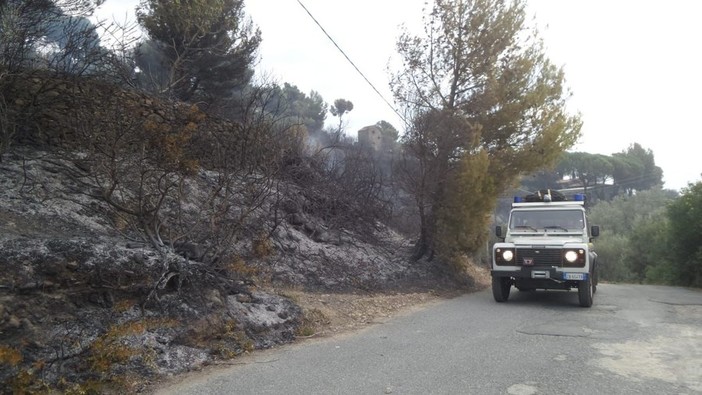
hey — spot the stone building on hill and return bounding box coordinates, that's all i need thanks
[357,125,383,151]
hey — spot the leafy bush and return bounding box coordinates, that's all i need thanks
[665,181,702,287]
[627,216,671,283]
[594,232,633,282]
[589,188,676,283]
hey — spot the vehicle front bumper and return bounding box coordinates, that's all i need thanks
[491,267,589,282]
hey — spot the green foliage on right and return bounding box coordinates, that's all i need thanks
[588,183,702,288]
[593,233,634,282]
[665,181,702,287]
[588,188,675,283]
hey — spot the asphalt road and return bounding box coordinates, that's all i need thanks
[156,284,702,395]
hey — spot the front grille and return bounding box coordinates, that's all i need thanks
[515,248,562,267]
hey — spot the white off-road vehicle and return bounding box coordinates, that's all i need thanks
[491,190,600,307]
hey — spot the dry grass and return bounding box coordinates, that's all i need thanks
[280,260,490,337]
[280,289,447,337]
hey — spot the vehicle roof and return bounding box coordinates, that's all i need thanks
[511,204,586,212]
[512,201,584,208]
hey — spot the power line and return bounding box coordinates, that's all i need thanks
[295,0,407,126]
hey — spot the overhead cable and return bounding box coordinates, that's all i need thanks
[295,0,407,125]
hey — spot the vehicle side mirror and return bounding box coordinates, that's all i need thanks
[590,225,600,238]
[495,226,502,238]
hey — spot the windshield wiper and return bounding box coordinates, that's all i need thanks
[544,226,569,231]
[514,225,538,231]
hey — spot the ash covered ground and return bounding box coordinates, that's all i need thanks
[0,148,487,393]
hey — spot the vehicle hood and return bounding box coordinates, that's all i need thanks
[506,235,587,246]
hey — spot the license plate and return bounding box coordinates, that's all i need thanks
[563,273,587,281]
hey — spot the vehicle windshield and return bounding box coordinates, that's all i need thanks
[509,209,584,231]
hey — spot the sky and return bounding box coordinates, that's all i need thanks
[95,0,701,191]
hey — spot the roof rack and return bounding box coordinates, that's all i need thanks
[512,189,586,206]
[512,201,585,208]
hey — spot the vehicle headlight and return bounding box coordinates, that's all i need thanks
[564,250,578,263]
[502,250,514,262]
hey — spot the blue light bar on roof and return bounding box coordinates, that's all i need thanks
[574,194,585,201]
[514,196,523,203]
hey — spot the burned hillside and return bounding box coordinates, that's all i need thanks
[0,69,470,392]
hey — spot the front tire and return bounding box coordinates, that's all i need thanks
[578,276,593,307]
[492,276,511,302]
